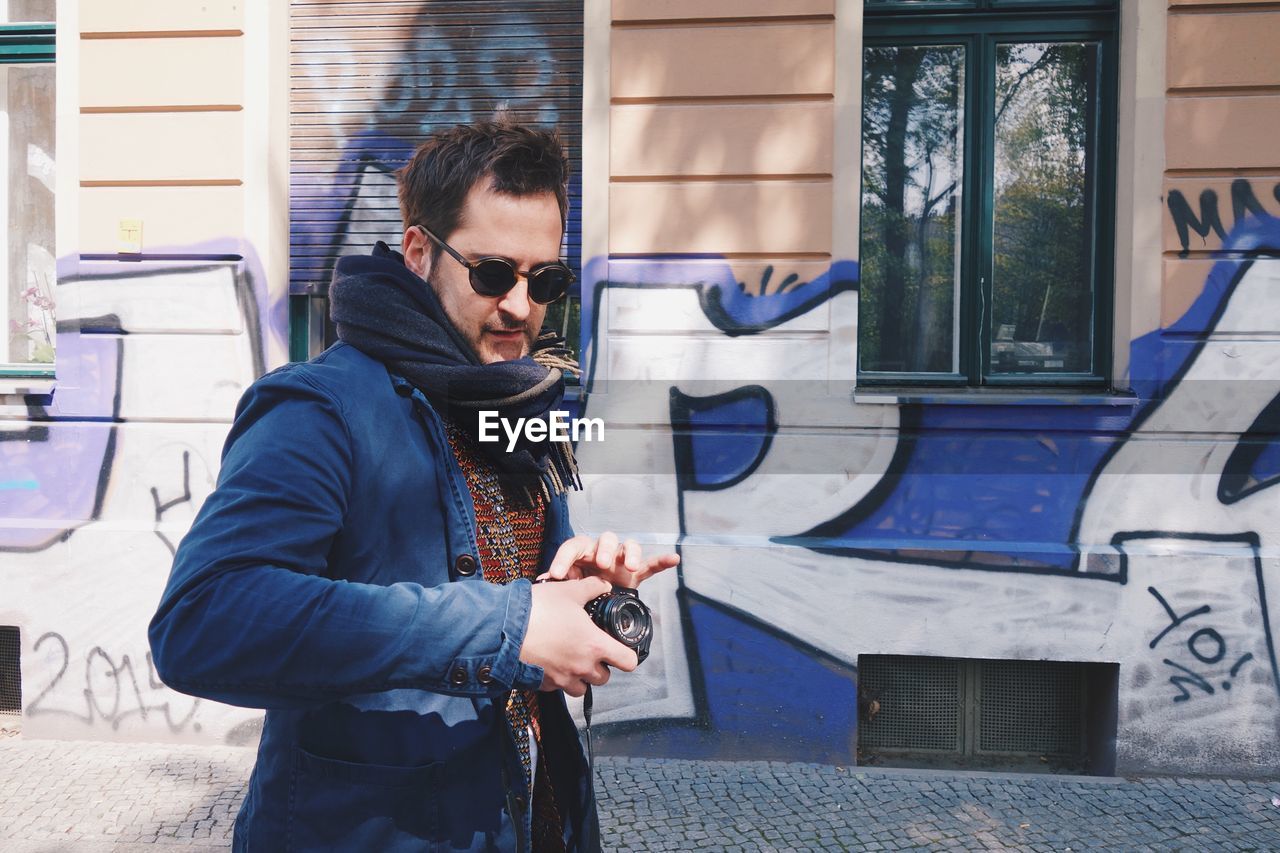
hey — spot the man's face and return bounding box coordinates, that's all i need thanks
[404,178,562,364]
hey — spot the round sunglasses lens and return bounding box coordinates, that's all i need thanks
[471,260,517,296]
[529,267,572,304]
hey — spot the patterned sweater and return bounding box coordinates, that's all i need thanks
[446,422,565,852]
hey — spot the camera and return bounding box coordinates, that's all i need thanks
[584,586,652,664]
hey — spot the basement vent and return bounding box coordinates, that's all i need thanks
[857,654,961,753]
[858,654,1117,775]
[0,626,19,715]
[979,658,1084,756]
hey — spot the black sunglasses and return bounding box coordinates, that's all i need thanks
[415,224,575,305]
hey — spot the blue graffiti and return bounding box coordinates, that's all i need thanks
[670,386,776,492]
[789,214,1280,570]
[576,216,1280,573]
[578,256,859,364]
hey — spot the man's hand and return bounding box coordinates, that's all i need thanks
[520,576,638,696]
[536,532,680,588]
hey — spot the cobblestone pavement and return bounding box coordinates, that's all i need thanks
[1,738,1278,851]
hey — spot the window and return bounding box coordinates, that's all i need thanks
[858,0,1117,387]
[0,3,55,377]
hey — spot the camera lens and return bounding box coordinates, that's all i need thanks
[610,599,647,644]
[586,587,653,664]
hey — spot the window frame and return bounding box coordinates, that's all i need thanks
[858,2,1118,389]
[0,20,56,379]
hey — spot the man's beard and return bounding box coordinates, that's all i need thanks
[474,318,536,362]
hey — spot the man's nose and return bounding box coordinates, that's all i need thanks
[497,276,533,322]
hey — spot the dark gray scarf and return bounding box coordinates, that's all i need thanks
[329,241,580,505]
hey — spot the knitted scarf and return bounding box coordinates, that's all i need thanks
[329,241,581,506]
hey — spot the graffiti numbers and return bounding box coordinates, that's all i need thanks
[26,631,200,733]
[1146,587,1254,703]
[26,631,70,719]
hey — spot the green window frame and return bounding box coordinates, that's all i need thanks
[1,20,56,379]
[858,0,1118,388]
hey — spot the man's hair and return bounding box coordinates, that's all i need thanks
[397,119,570,249]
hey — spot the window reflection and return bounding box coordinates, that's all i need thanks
[860,45,965,375]
[2,1,54,24]
[990,42,1098,375]
[3,63,55,366]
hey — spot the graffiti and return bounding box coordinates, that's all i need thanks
[2,0,1271,779]
[0,337,120,553]
[1147,586,1258,703]
[670,386,776,493]
[1219,391,1280,504]
[289,1,584,295]
[26,632,201,733]
[1,258,266,554]
[1167,178,1280,257]
[3,252,276,742]
[558,204,1280,775]
[237,23,1280,772]
[152,451,193,556]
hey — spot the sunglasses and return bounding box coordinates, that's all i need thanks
[415,224,575,305]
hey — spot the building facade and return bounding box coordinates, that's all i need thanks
[3,0,1278,778]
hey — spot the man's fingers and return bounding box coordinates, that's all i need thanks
[568,575,613,604]
[598,638,639,674]
[594,530,619,572]
[546,535,594,580]
[631,552,680,584]
[646,552,680,572]
[621,539,642,575]
[586,663,612,687]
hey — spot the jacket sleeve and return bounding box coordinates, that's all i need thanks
[539,485,576,572]
[148,367,543,709]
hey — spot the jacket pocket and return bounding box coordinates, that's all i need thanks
[287,746,442,852]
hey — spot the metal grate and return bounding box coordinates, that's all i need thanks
[288,0,585,297]
[0,626,20,715]
[978,659,1084,756]
[858,655,1096,770]
[858,655,961,752]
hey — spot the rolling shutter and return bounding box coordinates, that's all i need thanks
[289,0,584,342]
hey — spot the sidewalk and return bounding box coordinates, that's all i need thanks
[1,737,1277,851]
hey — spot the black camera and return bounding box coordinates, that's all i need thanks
[584,586,652,664]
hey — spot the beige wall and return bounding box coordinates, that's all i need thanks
[77,1,245,254]
[1163,0,1280,325]
[608,0,838,294]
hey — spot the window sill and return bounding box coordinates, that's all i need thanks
[0,376,55,396]
[852,387,1139,407]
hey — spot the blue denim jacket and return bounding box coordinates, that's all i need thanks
[149,342,599,852]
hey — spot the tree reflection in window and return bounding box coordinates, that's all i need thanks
[860,45,964,375]
[858,2,1116,386]
[991,42,1098,376]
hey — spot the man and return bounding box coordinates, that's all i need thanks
[149,120,676,852]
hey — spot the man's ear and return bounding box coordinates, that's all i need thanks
[401,225,432,279]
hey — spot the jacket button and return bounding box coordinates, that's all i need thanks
[477,665,493,685]
[513,795,527,812]
[449,666,467,687]
[394,383,413,398]
[454,554,477,576]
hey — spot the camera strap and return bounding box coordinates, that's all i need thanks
[583,684,595,782]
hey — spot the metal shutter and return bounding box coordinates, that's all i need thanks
[289,0,584,309]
